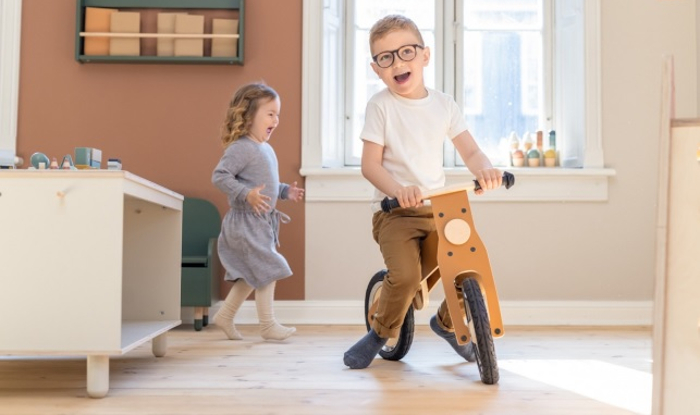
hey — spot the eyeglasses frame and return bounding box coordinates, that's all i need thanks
[371,44,425,68]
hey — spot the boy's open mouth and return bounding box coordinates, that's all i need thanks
[394,72,411,84]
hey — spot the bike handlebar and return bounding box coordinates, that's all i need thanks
[380,171,515,213]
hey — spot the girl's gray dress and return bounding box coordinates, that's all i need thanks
[212,137,292,289]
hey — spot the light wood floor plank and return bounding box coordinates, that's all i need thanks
[0,325,651,415]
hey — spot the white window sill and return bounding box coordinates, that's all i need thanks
[299,167,616,202]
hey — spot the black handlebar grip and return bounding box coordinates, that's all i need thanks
[503,171,515,189]
[380,197,401,213]
[474,171,515,192]
[381,172,515,213]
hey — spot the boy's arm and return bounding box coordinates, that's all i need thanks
[452,130,502,193]
[361,140,422,208]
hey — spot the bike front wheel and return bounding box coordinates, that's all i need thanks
[462,277,499,384]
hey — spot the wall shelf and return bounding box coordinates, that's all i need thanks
[75,0,244,65]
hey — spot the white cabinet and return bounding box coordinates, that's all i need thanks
[0,170,183,398]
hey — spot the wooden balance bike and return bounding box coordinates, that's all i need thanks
[364,172,515,384]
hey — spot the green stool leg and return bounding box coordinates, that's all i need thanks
[194,307,204,331]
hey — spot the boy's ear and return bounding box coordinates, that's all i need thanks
[422,46,431,67]
[370,61,381,77]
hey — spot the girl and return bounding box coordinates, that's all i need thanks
[212,82,304,341]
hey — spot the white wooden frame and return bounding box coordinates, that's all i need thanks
[651,54,675,415]
[0,0,22,155]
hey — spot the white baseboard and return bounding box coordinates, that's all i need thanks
[181,300,653,326]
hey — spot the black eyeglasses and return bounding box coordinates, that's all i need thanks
[372,44,424,68]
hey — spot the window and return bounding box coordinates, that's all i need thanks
[301,0,613,202]
[458,0,545,167]
[0,0,23,155]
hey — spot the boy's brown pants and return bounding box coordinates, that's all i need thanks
[371,206,459,339]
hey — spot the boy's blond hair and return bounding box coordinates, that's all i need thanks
[369,15,424,53]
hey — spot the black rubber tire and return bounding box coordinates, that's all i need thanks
[462,277,499,384]
[364,270,415,361]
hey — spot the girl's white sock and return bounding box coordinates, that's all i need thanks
[256,281,296,341]
[213,279,254,340]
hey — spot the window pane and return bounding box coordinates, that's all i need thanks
[464,0,542,30]
[322,3,343,167]
[349,0,436,165]
[462,1,544,167]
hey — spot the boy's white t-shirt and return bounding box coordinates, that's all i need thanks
[360,87,469,207]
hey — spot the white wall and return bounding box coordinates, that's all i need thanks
[304,1,697,319]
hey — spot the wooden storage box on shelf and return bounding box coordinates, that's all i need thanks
[174,14,204,57]
[211,18,238,57]
[157,13,186,57]
[84,6,117,55]
[109,11,141,56]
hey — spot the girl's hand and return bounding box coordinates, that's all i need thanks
[394,185,423,208]
[287,181,305,202]
[246,184,271,215]
[474,168,502,195]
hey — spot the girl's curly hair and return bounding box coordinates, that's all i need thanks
[221,82,278,147]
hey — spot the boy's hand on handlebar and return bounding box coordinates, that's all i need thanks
[474,168,502,195]
[393,185,423,208]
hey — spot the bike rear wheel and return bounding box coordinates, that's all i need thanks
[462,277,499,384]
[364,270,415,361]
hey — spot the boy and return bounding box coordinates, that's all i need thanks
[343,15,502,369]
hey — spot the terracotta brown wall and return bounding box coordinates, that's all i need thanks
[16,0,305,300]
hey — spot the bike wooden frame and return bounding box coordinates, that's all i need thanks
[367,182,505,345]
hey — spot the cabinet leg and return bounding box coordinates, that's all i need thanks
[152,332,168,357]
[203,307,209,327]
[86,355,109,399]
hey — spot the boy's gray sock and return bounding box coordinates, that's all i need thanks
[343,329,388,369]
[430,315,476,362]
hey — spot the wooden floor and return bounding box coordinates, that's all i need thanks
[0,324,651,415]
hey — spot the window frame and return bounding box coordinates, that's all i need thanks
[0,0,23,155]
[301,0,614,202]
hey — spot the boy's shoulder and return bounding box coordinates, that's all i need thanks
[368,87,393,103]
[425,88,456,104]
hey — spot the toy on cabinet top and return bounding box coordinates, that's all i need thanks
[107,158,122,170]
[61,155,78,170]
[74,147,102,169]
[29,152,50,169]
